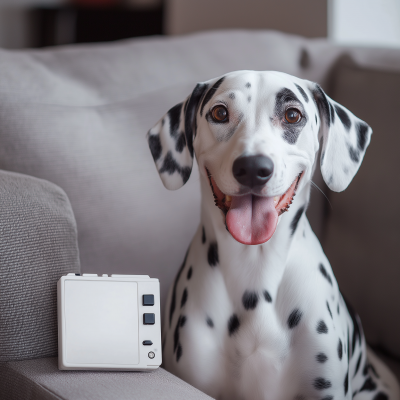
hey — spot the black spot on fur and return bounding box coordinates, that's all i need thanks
[370,363,379,378]
[329,102,335,124]
[319,263,333,285]
[169,249,189,327]
[181,288,188,308]
[357,122,369,150]
[334,104,351,131]
[343,296,362,357]
[347,327,350,363]
[326,301,332,319]
[374,393,389,400]
[206,316,214,328]
[290,206,305,236]
[314,378,332,390]
[312,85,331,128]
[245,82,251,88]
[275,88,307,145]
[168,102,183,136]
[360,377,377,392]
[202,226,206,244]
[248,96,251,102]
[337,304,340,314]
[316,353,328,363]
[148,134,162,162]
[363,362,380,378]
[185,83,209,156]
[317,320,328,334]
[242,291,259,310]
[263,290,272,303]
[228,314,240,336]
[181,166,191,184]
[175,132,186,153]
[208,242,219,267]
[354,353,362,377]
[176,344,182,362]
[229,92,235,99]
[288,309,303,329]
[180,315,187,327]
[315,114,318,124]
[200,77,225,116]
[187,266,192,280]
[349,146,360,163]
[159,151,191,184]
[338,339,343,360]
[344,371,349,395]
[295,83,309,102]
[321,397,333,400]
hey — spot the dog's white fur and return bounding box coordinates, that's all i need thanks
[147,71,400,400]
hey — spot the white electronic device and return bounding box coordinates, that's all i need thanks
[57,273,162,371]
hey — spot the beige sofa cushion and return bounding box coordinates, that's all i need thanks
[324,57,400,358]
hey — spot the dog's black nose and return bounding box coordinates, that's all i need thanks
[232,155,274,188]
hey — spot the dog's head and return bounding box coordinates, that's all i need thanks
[147,71,372,245]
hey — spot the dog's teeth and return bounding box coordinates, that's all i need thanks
[274,196,279,205]
[226,195,232,202]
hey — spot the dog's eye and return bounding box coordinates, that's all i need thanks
[211,106,229,123]
[285,108,302,124]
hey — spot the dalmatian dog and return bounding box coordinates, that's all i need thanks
[146,71,400,400]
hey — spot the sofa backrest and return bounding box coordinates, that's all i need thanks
[0,30,399,336]
[0,30,337,310]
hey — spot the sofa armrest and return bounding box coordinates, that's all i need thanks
[0,170,80,363]
[0,357,214,400]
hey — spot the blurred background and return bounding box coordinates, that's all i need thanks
[1,0,400,390]
[0,0,399,49]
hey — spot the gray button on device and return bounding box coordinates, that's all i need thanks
[143,294,154,306]
[148,352,155,359]
[143,313,155,325]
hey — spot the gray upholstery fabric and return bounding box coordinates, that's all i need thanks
[0,30,391,310]
[0,170,80,362]
[324,58,400,359]
[0,357,214,400]
[1,30,400,311]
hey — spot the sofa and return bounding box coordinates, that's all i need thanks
[0,30,400,399]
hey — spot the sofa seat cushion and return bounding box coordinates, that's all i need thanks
[0,357,214,400]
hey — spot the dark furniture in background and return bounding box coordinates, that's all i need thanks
[29,4,164,47]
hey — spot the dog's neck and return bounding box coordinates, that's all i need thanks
[200,176,311,302]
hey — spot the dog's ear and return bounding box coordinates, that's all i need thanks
[309,83,372,192]
[146,83,209,190]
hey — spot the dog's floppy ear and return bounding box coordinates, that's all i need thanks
[146,82,209,190]
[309,83,372,192]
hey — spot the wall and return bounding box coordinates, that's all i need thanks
[329,0,400,48]
[1,0,400,49]
[165,0,327,38]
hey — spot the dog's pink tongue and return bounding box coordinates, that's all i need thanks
[226,195,278,245]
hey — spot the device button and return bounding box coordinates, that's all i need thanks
[142,340,153,346]
[143,295,154,306]
[148,351,155,359]
[143,313,155,325]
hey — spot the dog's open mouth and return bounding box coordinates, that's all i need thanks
[206,169,303,245]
